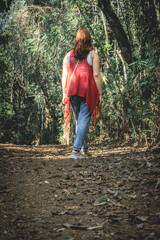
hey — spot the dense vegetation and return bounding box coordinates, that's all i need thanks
[0,0,159,146]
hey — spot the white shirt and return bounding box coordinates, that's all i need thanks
[68,51,92,66]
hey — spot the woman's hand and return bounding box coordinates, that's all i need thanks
[99,94,103,106]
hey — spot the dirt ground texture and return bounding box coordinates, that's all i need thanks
[0,142,160,240]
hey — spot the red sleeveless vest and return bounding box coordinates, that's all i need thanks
[64,50,100,130]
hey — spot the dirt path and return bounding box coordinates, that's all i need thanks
[0,143,160,240]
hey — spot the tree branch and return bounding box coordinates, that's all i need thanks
[98,0,132,64]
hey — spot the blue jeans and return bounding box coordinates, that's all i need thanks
[70,95,92,151]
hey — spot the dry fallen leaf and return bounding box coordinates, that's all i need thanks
[128,176,136,182]
[137,216,149,222]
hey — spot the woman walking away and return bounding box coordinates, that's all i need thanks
[62,28,102,159]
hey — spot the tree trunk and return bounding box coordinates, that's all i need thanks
[123,0,134,53]
[98,0,132,64]
[101,11,109,69]
[39,84,55,121]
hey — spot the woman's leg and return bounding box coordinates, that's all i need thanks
[71,97,91,151]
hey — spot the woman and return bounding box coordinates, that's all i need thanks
[62,28,102,159]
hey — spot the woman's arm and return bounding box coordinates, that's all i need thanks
[91,50,102,105]
[62,53,69,102]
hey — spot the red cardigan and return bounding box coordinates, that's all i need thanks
[63,50,100,130]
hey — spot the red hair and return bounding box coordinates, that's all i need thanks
[73,28,93,60]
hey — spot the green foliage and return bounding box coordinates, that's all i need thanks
[0,0,159,146]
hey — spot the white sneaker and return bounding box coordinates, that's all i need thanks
[70,150,87,159]
[81,151,92,158]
